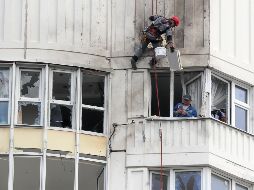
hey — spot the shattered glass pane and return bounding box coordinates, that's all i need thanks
[0,102,8,124]
[53,72,71,101]
[20,71,40,98]
[18,102,41,125]
[50,104,72,128]
[82,74,105,107]
[175,171,201,190]
[82,108,103,133]
[0,69,9,98]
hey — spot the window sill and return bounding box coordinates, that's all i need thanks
[79,130,106,137]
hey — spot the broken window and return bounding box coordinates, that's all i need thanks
[0,68,10,124]
[50,104,72,128]
[81,72,105,133]
[175,171,201,190]
[18,102,41,125]
[50,71,73,129]
[0,157,8,190]
[13,156,41,190]
[151,72,170,117]
[151,172,168,190]
[211,174,230,190]
[211,75,229,123]
[46,157,75,190]
[234,85,248,131]
[17,69,42,126]
[79,161,105,190]
[20,71,40,98]
[150,71,202,117]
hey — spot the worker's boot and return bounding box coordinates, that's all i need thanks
[131,56,138,70]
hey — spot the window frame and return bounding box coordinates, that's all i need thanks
[0,66,12,125]
[210,73,231,124]
[211,172,231,190]
[80,70,106,134]
[232,82,250,132]
[15,67,44,126]
[150,69,204,118]
[49,69,76,130]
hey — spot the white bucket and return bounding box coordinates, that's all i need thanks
[154,47,167,60]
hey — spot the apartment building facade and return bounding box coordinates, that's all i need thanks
[0,0,253,190]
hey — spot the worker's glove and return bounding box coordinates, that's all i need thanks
[143,26,149,32]
[170,46,175,52]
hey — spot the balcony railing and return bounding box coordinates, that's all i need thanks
[125,117,254,172]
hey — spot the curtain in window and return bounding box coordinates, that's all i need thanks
[186,77,201,114]
[211,76,228,110]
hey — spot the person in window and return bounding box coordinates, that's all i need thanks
[211,108,226,122]
[174,94,197,117]
[130,15,180,69]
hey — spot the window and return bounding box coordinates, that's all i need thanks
[175,171,201,190]
[79,161,105,190]
[81,72,105,133]
[211,174,230,190]
[0,157,8,190]
[234,85,249,131]
[236,184,248,190]
[50,71,74,129]
[46,157,75,190]
[13,156,41,190]
[17,69,42,125]
[151,71,202,117]
[151,172,168,190]
[211,75,229,123]
[0,68,10,125]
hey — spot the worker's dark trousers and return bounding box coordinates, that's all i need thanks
[132,39,161,61]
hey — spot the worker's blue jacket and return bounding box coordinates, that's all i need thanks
[173,103,197,117]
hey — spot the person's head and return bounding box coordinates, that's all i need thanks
[182,94,192,106]
[170,16,180,27]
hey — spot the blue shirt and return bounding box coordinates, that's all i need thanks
[173,103,197,117]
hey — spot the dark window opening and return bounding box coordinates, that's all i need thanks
[82,74,104,107]
[50,104,72,128]
[151,73,170,117]
[53,72,71,101]
[151,173,168,190]
[82,109,104,133]
[18,102,40,125]
[0,157,8,190]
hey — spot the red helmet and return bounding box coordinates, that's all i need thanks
[171,16,180,26]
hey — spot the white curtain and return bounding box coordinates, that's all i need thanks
[211,76,228,110]
[186,77,201,114]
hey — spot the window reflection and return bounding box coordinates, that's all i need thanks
[235,86,247,103]
[175,171,201,190]
[151,173,168,190]
[211,174,229,190]
[235,106,247,131]
[0,102,8,124]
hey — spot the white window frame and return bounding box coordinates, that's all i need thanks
[150,171,170,190]
[232,82,250,132]
[210,74,231,124]
[80,70,106,134]
[15,67,44,126]
[49,69,76,130]
[0,66,12,125]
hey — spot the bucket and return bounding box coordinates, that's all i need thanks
[154,47,167,60]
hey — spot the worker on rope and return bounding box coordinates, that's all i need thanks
[130,15,180,70]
